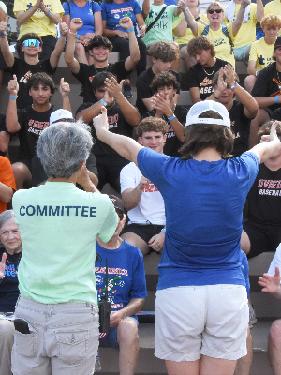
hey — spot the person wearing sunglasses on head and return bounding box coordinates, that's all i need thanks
[184,0,250,66]
[0,22,68,111]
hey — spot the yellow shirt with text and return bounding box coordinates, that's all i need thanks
[249,37,274,72]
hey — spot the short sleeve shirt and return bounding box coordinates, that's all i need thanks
[101,0,141,32]
[249,38,274,72]
[63,1,101,35]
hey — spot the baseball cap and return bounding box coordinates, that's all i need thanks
[185,100,230,127]
[0,1,7,13]
[50,109,74,126]
[274,36,281,51]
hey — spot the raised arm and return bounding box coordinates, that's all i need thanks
[64,18,83,74]
[174,0,185,17]
[39,2,61,24]
[6,76,21,133]
[250,123,281,164]
[121,17,141,72]
[232,0,251,37]
[0,252,7,279]
[256,0,264,23]
[59,78,72,113]
[142,0,150,19]
[50,22,68,69]
[0,21,14,68]
[183,6,198,36]
[94,108,143,164]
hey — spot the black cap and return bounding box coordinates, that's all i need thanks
[85,35,112,52]
[274,36,281,50]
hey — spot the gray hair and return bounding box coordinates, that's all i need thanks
[0,210,15,231]
[37,121,94,178]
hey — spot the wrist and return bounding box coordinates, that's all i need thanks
[68,30,77,36]
[274,95,279,105]
[230,81,239,91]
[9,95,18,100]
[99,98,108,107]
[0,31,7,38]
[167,113,176,122]
[126,26,134,33]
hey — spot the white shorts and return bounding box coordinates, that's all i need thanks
[155,284,248,362]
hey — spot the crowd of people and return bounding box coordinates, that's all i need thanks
[0,0,281,374]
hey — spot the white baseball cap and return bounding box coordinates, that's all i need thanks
[50,109,74,126]
[0,1,7,13]
[185,100,230,128]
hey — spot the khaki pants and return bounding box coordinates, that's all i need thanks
[0,320,14,375]
[12,296,99,375]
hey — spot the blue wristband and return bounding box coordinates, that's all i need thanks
[274,96,279,104]
[167,113,176,122]
[99,98,108,107]
[126,27,134,33]
[9,95,17,101]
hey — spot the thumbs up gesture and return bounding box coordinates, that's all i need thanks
[7,75,19,96]
[59,77,70,97]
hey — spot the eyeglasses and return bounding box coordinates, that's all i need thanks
[208,8,223,14]
[22,39,41,48]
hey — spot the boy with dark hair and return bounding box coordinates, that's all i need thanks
[6,72,71,187]
[185,36,229,103]
[77,71,140,192]
[136,41,180,116]
[0,22,68,110]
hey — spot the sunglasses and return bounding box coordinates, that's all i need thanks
[208,8,223,14]
[22,39,41,48]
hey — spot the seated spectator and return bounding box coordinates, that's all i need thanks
[0,1,7,93]
[120,117,166,255]
[211,65,258,156]
[13,0,64,61]
[185,36,228,104]
[241,121,281,258]
[101,0,146,74]
[183,0,250,66]
[0,22,68,110]
[249,36,281,147]
[225,0,264,61]
[96,195,147,375]
[141,0,184,47]
[245,15,281,93]
[146,71,185,156]
[65,18,140,103]
[63,0,102,64]
[136,41,179,116]
[6,73,71,188]
[77,72,140,192]
[258,246,281,375]
[0,210,21,375]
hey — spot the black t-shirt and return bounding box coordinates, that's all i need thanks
[186,58,228,100]
[252,63,281,111]
[0,247,21,313]
[7,57,55,110]
[78,102,133,158]
[143,105,187,156]
[73,61,128,103]
[229,101,251,156]
[18,106,53,160]
[136,68,180,116]
[246,164,281,226]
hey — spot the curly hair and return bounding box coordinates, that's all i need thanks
[187,36,215,58]
[16,33,42,57]
[261,15,281,30]
[150,72,180,93]
[148,41,179,62]
[26,72,55,94]
[135,117,169,138]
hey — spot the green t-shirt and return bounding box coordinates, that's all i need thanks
[143,4,176,46]
[12,182,118,304]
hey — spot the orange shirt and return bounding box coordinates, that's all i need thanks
[0,157,16,213]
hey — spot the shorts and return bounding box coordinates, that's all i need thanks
[155,284,248,361]
[122,223,164,243]
[233,45,250,61]
[244,221,281,258]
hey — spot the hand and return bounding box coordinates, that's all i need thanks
[138,176,149,191]
[35,0,44,9]
[177,0,187,11]
[119,16,133,31]
[69,18,83,33]
[259,267,281,293]
[270,121,279,142]
[59,22,68,37]
[0,21,7,33]
[148,232,165,253]
[139,24,146,37]
[0,252,7,279]
[59,78,70,97]
[115,30,128,38]
[213,68,227,98]
[110,310,126,327]
[93,106,109,135]
[223,64,237,86]
[76,164,95,192]
[152,94,173,116]
[7,75,19,96]
[105,77,122,99]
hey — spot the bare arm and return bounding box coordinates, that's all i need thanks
[123,19,140,72]
[173,19,187,38]
[40,7,61,25]
[142,0,150,19]
[110,298,144,326]
[0,22,14,67]
[183,6,198,36]
[253,96,281,109]
[247,60,256,76]
[59,78,72,113]
[233,83,258,118]
[94,12,103,35]
[16,2,40,26]
[250,136,281,165]
[122,185,142,210]
[64,19,83,74]
[189,87,201,104]
[232,0,250,37]
[6,76,21,133]
[94,108,143,164]
[0,183,14,203]
[0,132,10,155]
[50,22,68,68]
[256,0,264,23]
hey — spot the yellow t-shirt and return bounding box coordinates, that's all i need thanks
[13,0,64,38]
[249,37,274,71]
[225,3,257,49]
[173,13,208,46]
[198,23,235,66]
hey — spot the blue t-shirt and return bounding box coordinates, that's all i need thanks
[137,148,259,290]
[63,1,101,35]
[96,241,147,311]
[101,0,141,33]
[241,250,250,296]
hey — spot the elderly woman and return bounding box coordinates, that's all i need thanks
[0,210,22,375]
[184,0,250,66]
[93,103,281,375]
[11,122,118,375]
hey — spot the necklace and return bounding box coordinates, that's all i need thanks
[202,67,215,76]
